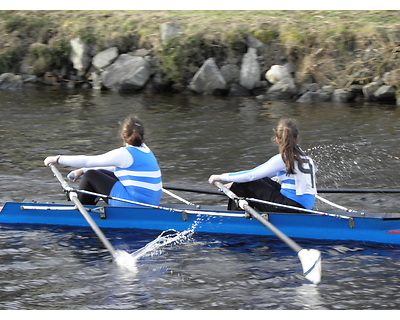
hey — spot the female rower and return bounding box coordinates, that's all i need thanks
[44,114,162,207]
[208,118,317,212]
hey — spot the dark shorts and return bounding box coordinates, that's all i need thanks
[228,178,304,212]
[78,169,118,205]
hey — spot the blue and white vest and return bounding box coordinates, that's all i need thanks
[110,146,162,207]
[275,156,317,209]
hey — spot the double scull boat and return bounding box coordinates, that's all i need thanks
[1,195,400,246]
[2,165,400,284]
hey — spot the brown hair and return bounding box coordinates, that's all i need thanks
[120,114,145,147]
[274,118,305,174]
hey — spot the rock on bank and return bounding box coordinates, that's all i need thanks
[1,22,399,106]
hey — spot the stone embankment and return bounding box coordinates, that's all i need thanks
[0,22,399,106]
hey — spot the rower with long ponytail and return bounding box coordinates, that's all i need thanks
[276,118,304,174]
[208,118,317,212]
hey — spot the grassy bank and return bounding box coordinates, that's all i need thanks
[0,10,399,88]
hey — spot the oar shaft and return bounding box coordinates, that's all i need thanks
[214,182,321,284]
[49,165,116,257]
[70,187,248,218]
[243,200,303,253]
[163,185,223,196]
[164,185,400,195]
[247,197,352,219]
[318,189,400,193]
[162,188,196,206]
[214,182,302,253]
[69,192,116,256]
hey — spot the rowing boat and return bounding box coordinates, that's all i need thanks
[1,199,400,246]
[3,165,400,285]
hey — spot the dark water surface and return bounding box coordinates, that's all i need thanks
[1,87,400,310]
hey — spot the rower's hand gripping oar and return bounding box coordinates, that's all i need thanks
[49,164,117,258]
[214,181,322,284]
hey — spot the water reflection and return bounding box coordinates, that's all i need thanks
[295,283,323,309]
[2,87,400,212]
[1,87,400,309]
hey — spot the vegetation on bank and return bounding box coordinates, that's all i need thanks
[0,10,399,90]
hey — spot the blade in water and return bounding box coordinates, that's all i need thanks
[298,249,322,284]
[113,250,139,274]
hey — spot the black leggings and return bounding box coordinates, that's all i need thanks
[228,178,304,212]
[78,169,118,205]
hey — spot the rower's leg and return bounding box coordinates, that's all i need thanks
[78,169,118,204]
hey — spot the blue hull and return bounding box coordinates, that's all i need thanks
[1,201,400,245]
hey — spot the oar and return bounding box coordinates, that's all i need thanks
[165,185,400,195]
[246,197,354,219]
[318,189,400,193]
[64,187,248,218]
[213,181,322,284]
[162,188,197,206]
[163,185,223,196]
[49,164,117,257]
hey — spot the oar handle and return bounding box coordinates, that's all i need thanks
[67,173,83,180]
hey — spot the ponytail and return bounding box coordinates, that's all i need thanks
[120,114,145,147]
[274,119,304,174]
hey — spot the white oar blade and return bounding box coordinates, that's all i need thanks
[298,249,322,284]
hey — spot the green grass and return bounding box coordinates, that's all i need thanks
[0,10,399,85]
[1,10,398,46]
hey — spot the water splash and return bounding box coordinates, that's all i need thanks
[113,250,139,274]
[131,228,194,260]
[113,215,204,273]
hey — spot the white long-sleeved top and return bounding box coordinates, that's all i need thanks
[58,144,162,206]
[58,147,133,172]
[221,154,317,209]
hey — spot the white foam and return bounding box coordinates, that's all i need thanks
[113,250,139,274]
[113,215,204,274]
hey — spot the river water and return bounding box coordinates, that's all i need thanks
[1,87,400,310]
